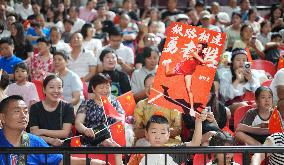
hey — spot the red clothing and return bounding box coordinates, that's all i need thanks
[174,54,203,75]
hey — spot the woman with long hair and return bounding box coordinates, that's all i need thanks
[10,22,33,60]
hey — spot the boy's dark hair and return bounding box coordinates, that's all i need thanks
[271,32,282,41]
[255,86,273,100]
[99,48,117,62]
[0,95,25,113]
[209,131,235,146]
[37,37,49,44]
[108,27,122,37]
[0,37,14,46]
[144,74,155,85]
[145,115,169,131]
[63,19,74,25]
[13,62,29,73]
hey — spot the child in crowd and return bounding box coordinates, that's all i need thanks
[128,113,206,165]
[207,131,240,165]
[5,62,39,108]
[235,86,273,145]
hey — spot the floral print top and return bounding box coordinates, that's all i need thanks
[77,95,124,146]
[28,54,54,81]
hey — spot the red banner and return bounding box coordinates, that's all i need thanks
[148,22,226,116]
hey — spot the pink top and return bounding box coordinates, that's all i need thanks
[5,82,39,106]
[79,7,97,22]
[28,54,54,81]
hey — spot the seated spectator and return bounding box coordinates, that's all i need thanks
[28,37,54,81]
[219,48,260,113]
[61,19,74,43]
[141,7,165,34]
[131,46,159,101]
[68,32,97,82]
[268,7,284,32]
[220,0,240,19]
[186,8,201,27]
[10,22,34,60]
[5,62,39,108]
[91,48,131,97]
[199,10,221,32]
[128,114,206,165]
[0,37,23,79]
[160,0,182,25]
[233,23,265,59]
[75,73,124,146]
[79,0,97,23]
[264,33,283,65]
[14,0,33,20]
[117,13,138,50]
[0,95,114,164]
[207,132,239,165]
[147,20,165,39]
[134,74,182,146]
[235,87,273,145]
[257,21,272,46]
[29,75,74,147]
[97,27,134,75]
[81,23,102,56]
[69,6,85,33]
[53,51,84,111]
[251,99,284,164]
[270,68,284,104]
[245,8,261,35]
[135,33,159,69]
[50,26,71,55]
[26,14,50,45]
[225,12,242,51]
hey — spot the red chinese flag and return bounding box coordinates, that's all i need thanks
[110,121,126,146]
[117,91,136,116]
[269,107,284,135]
[277,56,284,71]
[32,80,45,100]
[70,136,81,147]
[101,96,124,120]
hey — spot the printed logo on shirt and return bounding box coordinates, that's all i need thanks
[111,82,122,97]
[11,154,18,165]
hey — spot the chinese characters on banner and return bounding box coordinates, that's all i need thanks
[148,22,226,115]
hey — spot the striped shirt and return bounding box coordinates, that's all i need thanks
[268,133,284,165]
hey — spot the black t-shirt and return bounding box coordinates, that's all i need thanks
[29,101,74,131]
[13,39,34,60]
[88,70,131,96]
[161,9,182,20]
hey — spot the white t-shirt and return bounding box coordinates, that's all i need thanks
[15,3,33,20]
[82,38,102,57]
[71,18,86,33]
[97,44,134,72]
[139,154,177,165]
[270,68,284,103]
[52,40,72,55]
[67,49,97,78]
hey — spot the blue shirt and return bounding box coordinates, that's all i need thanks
[0,55,22,74]
[0,129,63,165]
[26,27,50,45]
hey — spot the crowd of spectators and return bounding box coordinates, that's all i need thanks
[0,0,284,164]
